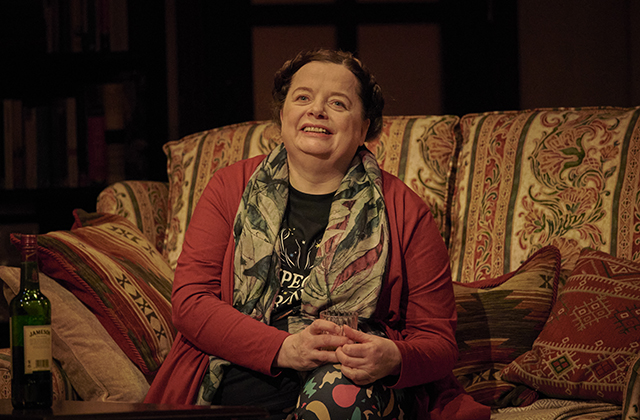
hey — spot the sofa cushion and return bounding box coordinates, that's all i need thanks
[163,121,280,270]
[453,245,560,407]
[0,267,149,402]
[449,106,640,284]
[163,116,459,270]
[10,210,175,377]
[500,248,640,404]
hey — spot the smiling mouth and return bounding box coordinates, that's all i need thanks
[303,126,332,135]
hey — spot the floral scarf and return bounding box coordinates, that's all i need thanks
[196,142,389,404]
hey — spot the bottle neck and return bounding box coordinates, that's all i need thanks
[21,261,40,291]
[20,234,40,290]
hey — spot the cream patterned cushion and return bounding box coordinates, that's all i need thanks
[163,121,281,270]
[163,116,459,270]
[97,181,170,255]
[449,107,640,284]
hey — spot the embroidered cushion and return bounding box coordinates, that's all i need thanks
[163,116,459,270]
[500,248,640,404]
[453,245,561,407]
[10,210,175,377]
[0,267,149,401]
[449,106,640,284]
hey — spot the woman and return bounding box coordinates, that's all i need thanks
[145,49,489,420]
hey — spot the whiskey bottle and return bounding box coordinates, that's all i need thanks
[10,234,53,409]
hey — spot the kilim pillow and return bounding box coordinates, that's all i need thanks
[449,106,640,284]
[10,210,176,377]
[500,248,640,404]
[163,116,460,270]
[453,245,561,407]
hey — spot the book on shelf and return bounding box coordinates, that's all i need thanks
[1,79,138,191]
[66,97,79,187]
[36,105,53,189]
[3,99,23,190]
[23,107,39,189]
[43,0,128,54]
[84,84,107,185]
[103,82,127,185]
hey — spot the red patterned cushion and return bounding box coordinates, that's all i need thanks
[453,245,561,407]
[11,210,176,377]
[500,248,640,404]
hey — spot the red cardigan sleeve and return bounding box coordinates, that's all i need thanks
[377,172,458,389]
[170,157,290,376]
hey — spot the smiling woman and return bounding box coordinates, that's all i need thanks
[144,49,490,420]
[280,61,371,194]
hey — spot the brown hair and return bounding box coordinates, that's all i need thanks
[272,49,384,142]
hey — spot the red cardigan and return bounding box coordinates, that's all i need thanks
[145,155,489,420]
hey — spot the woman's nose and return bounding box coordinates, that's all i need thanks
[308,102,327,119]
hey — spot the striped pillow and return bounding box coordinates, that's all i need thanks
[453,245,561,407]
[11,210,175,377]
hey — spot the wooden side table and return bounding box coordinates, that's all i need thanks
[0,400,268,419]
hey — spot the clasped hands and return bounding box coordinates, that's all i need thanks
[275,319,401,385]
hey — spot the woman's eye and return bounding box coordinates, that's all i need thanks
[332,100,345,108]
[296,95,309,101]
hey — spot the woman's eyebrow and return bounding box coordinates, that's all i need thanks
[290,87,353,103]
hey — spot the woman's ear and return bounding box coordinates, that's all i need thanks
[361,119,371,144]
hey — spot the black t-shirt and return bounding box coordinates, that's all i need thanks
[272,186,333,323]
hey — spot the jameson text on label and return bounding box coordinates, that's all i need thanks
[23,325,52,375]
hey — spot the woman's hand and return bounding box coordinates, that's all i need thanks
[274,319,350,371]
[336,326,402,385]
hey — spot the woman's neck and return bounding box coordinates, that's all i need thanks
[287,157,346,194]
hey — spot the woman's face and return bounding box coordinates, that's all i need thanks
[280,61,370,174]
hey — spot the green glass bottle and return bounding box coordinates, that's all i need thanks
[10,234,53,409]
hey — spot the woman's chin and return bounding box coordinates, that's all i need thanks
[287,141,334,161]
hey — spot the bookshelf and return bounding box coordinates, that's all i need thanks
[0,0,167,266]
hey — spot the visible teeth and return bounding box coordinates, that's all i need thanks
[304,126,329,134]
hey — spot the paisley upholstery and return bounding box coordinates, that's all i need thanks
[449,107,640,283]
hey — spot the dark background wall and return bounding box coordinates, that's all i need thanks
[166,0,640,142]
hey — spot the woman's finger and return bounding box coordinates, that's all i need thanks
[341,325,372,343]
[309,319,344,336]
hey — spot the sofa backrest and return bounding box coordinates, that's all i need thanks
[158,106,640,282]
[450,107,640,282]
[162,115,460,271]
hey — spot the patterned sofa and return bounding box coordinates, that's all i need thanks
[1,106,639,419]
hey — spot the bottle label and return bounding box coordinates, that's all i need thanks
[23,326,52,374]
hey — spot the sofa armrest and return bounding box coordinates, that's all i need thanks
[97,181,169,255]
